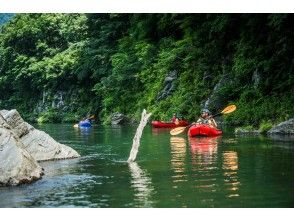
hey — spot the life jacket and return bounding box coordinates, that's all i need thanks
[171,116,177,123]
[197,117,210,124]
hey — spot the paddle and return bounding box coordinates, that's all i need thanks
[73,115,95,128]
[170,105,237,136]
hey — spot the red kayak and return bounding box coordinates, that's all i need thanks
[188,124,222,137]
[152,120,189,128]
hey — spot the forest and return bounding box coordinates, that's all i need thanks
[0,14,293,128]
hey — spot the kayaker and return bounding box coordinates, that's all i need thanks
[80,117,91,124]
[195,109,217,128]
[171,113,179,124]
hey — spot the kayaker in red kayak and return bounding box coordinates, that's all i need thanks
[195,109,218,128]
[171,113,179,125]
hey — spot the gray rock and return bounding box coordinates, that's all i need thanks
[1,109,80,161]
[268,119,294,135]
[111,112,128,125]
[203,74,233,111]
[252,69,261,88]
[0,115,43,186]
[157,70,178,101]
[203,71,213,86]
[1,109,30,138]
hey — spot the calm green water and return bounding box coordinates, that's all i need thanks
[0,124,293,207]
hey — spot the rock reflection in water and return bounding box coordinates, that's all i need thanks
[128,162,154,207]
[170,137,187,184]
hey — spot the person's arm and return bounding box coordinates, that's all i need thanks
[209,117,217,128]
[196,118,202,124]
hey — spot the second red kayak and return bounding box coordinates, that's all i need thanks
[152,120,189,128]
[188,124,222,137]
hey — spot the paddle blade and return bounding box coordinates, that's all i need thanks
[88,115,95,120]
[221,105,236,114]
[73,124,79,128]
[170,126,187,135]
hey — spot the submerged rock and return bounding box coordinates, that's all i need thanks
[0,115,43,186]
[234,127,260,135]
[1,109,80,161]
[268,119,294,135]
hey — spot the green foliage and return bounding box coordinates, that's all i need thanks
[62,112,80,123]
[235,125,255,133]
[0,14,293,125]
[259,121,274,134]
[37,108,62,123]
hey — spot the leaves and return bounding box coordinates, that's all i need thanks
[0,14,293,125]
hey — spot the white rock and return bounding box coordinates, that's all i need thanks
[1,109,80,161]
[0,115,43,186]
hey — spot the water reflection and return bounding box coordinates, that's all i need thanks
[128,162,154,207]
[222,151,240,198]
[187,137,220,206]
[73,126,93,141]
[189,137,219,167]
[189,137,241,199]
[152,127,170,135]
[170,137,187,184]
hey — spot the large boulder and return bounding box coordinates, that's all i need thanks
[1,109,80,161]
[268,119,294,135]
[0,115,43,186]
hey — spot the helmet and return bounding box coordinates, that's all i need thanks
[201,109,211,115]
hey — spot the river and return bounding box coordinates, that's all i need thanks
[0,124,293,207]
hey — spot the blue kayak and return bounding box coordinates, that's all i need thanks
[79,120,92,127]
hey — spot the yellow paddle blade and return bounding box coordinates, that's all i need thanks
[221,105,237,114]
[88,115,95,120]
[73,124,79,128]
[170,126,187,136]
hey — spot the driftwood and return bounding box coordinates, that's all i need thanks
[127,109,152,163]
